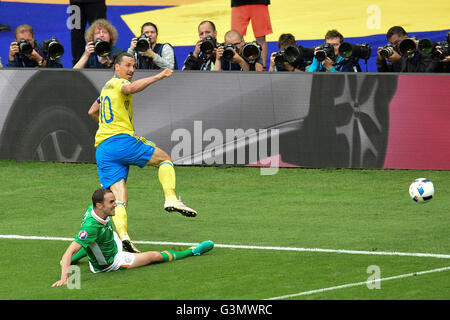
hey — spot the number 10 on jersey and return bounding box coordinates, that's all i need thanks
[99,96,114,124]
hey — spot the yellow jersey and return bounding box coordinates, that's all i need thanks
[94,76,135,148]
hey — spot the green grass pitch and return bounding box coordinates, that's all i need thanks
[0,160,449,300]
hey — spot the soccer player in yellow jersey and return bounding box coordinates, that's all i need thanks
[88,52,197,253]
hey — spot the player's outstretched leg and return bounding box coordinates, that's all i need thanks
[129,240,214,269]
[148,148,197,217]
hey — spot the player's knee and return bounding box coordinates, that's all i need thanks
[148,148,172,167]
[160,150,172,163]
[153,252,164,262]
[109,180,129,204]
[156,151,172,167]
[146,252,163,264]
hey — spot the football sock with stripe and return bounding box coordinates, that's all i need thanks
[158,160,177,202]
[112,202,130,241]
[160,249,193,262]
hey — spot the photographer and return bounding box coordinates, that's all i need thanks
[383,26,440,73]
[182,20,218,71]
[307,30,358,72]
[128,22,177,70]
[268,33,308,72]
[73,19,123,69]
[376,26,405,72]
[421,31,450,73]
[69,0,107,66]
[7,24,63,68]
[213,29,264,71]
[436,42,450,72]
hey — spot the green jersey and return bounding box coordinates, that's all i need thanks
[74,205,118,272]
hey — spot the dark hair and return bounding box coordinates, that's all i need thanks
[198,20,216,32]
[113,52,135,66]
[141,22,158,35]
[92,188,113,207]
[278,33,297,49]
[325,29,344,43]
[386,26,408,40]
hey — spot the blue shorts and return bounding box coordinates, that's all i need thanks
[96,134,156,189]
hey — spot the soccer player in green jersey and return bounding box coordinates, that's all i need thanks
[52,189,213,287]
[88,52,198,253]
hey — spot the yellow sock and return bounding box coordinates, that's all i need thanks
[112,202,129,240]
[158,160,177,202]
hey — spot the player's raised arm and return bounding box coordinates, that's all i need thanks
[88,98,100,123]
[121,68,173,95]
[52,241,83,287]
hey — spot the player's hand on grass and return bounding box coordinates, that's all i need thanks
[51,278,67,287]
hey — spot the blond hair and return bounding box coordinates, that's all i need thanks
[15,24,34,39]
[85,19,118,45]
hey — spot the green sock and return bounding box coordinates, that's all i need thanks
[160,249,193,262]
[71,248,87,264]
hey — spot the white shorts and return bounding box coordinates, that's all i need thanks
[89,232,136,273]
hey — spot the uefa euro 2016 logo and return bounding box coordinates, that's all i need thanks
[78,230,88,240]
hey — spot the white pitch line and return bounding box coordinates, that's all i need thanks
[265,266,450,300]
[0,234,73,241]
[1,234,450,259]
[206,243,450,259]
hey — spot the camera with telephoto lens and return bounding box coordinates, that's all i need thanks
[222,43,236,61]
[433,31,450,61]
[93,38,111,57]
[431,41,449,61]
[135,34,150,52]
[274,51,286,67]
[339,42,371,61]
[418,37,450,61]
[274,46,300,67]
[380,42,396,59]
[200,36,217,55]
[242,41,262,63]
[417,38,437,55]
[399,38,418,56]
[42,37,64,60]
[17,38,33,55]
[315,43,335,62]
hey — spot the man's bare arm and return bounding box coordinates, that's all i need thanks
[51,241,83,287]
[88,100,100,123]
[121,68,173,95]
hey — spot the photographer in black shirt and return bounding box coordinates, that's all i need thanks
[376,26,405,72]
[268,33,313,72]
[7,24,63,68]
[378,26,440,73]
[182,21,218,71]
[213,29,264,71]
